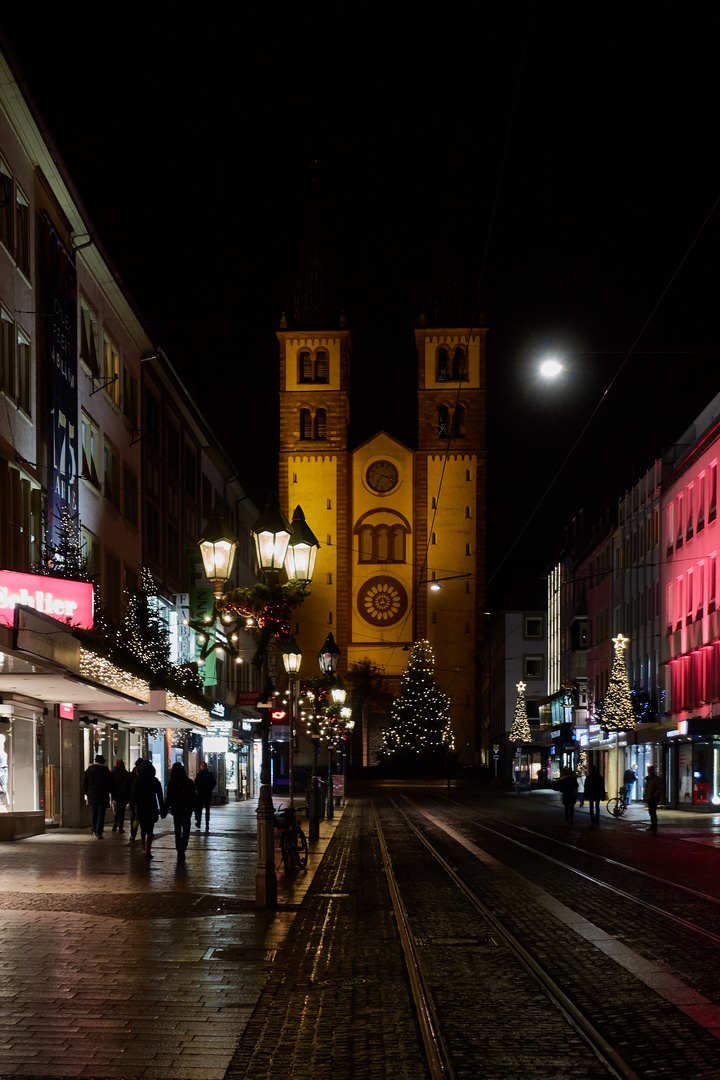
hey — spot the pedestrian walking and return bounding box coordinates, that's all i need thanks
[557,767,578,824]
[111,759,132,833]
[166,762,197,861]
[624,763,637,803]
[83,754,114,838]
[576,769,586,807]
[584,764,604,827]
[643,765,663,833]
[195,761,216,832]
[128,758,144,841]
[129,760,166,859]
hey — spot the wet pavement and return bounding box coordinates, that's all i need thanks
[1,786,720,1079]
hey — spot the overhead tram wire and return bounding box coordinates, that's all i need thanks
[488,186,720,591]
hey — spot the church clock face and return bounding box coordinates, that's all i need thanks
[366,459,399,494]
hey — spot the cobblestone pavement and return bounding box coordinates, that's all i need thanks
[0,799,340,1080]
[2,785,720,1080]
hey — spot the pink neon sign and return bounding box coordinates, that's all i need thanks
[0,570,94,629]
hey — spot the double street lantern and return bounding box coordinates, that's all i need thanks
[197,493,319,909]
[198,509,238,598]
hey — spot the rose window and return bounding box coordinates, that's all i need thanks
[358,576,408,626]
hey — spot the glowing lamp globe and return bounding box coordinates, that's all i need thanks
[285,505,320,584]
[252,493,293,576]
[282,635,303,676]
[198,509,238,595]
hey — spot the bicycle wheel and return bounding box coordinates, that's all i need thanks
[606,798,624,818]
[294,827,308,869]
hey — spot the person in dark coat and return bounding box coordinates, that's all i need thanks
[166,762,198,860]
[83,754,114,839]
[557,767,578,824]
[111,759,132,833]
[129,760,165,858]
[584,764,605,828]
[128,758,144,841]
[194,761,216,832]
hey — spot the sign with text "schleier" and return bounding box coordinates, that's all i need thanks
[0,570,94,628]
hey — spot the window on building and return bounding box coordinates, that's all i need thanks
[167,424,180,476]
[524,655,544,680]
[357,523,406,563]
[298,350,312,382]
[710,464,717,523]
[315,350,329,382]
[666,582,674,634]
[452,347,467,380]
[525,617,543,638]
[16,329,30,414]
[437,347,449,381]
[15,186,29,276]
[79,299,100,377]
[81,413,101,488]
[314,408,327,439]
[0,305,15,398]
[698,474,706,532]
[104,441,120,508]
[687,484,694,541]
[123,367,138,428]
[438,404,450,438]
[123,465,138,527]
[697,561,705,620]
[453,404,466,437]
[687,570,694,624]
[667,503,674,553]
[103,334,120,405]
[0,156,13,251]
[300,409,312,439]
[184,446,197,497]
[710,556,717,613]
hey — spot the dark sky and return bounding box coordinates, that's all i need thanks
[2,7,718,604]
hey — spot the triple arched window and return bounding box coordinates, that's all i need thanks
[298,348,329,384]
[437,346,467,382]
[358,523,406,563]
[300,407,328,440]
[438,404,466,438]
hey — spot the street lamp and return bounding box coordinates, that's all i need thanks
[198,493,318,909]
[281,635,302,811]
[317,635,342,820]
[198,508,238,598]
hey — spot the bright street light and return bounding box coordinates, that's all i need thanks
[539,357,563,378]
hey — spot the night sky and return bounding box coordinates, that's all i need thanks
[2,7,718,604]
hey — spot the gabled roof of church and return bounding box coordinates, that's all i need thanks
[352,430,414,456]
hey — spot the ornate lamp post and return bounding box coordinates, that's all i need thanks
[197,495,318,908]
[281,635,302,811]
[317,633,341,820]
[198,508,238,599]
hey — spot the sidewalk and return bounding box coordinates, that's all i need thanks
[0,797,343,1080]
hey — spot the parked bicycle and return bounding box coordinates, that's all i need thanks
[606,787,630,817]
[274,804,308,871]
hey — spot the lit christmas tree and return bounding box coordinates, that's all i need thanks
[117,567,171,679]
[601,634,637,732]
[509,680,532,744]
[34,508,92,582]
[382,640,454,758]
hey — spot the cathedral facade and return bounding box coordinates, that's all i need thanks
[277,313,487,767]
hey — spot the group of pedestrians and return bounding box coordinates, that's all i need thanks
[83,755,216,859]
[556,763,664,831]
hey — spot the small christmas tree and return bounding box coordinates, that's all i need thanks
[34,508,92,582]
[382,640,454,758]
[117,567,170,679]
[601,634,637,732]
[509,681,532,744]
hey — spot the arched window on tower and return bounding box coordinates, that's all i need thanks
[376,525,390,562]
[391,525,405,562]
[453,405,466,438]
[438,405,450,439]
[300,409,312,440]
[437,347,449,381]
[315,350,329,382]
[452,347,467,380]
[358,526,374,563]
[314,408,327,439]
[298,350,312,383]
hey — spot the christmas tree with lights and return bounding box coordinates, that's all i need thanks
[509,681,532,744]
[34,508,92,582]
[600,634,637,732]
[116,568,171,679]
[381,640,455,772]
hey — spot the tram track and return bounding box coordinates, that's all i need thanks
[373,798,637,1080]
[374,792,720,1080]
